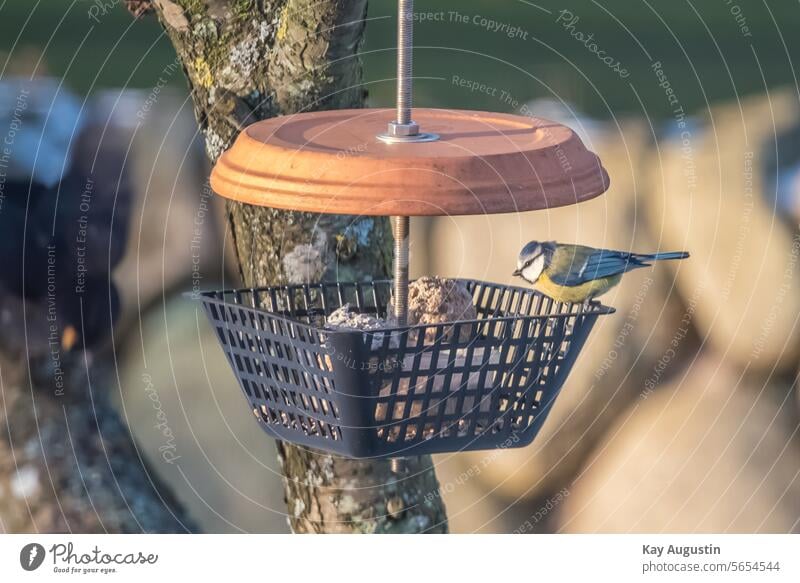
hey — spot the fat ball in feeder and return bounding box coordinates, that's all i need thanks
[196,0,615,459]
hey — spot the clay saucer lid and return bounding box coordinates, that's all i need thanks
[210,108,609,216]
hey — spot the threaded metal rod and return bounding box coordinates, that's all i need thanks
[396,0,414,126]
[390,1,418,474]
[392,216,410,325]
[377,0,437,144]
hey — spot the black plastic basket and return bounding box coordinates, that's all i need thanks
[196,279,614,458]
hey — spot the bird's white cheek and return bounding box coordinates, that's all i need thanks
[521,256,544,283]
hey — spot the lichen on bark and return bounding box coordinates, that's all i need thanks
[143,0,448,533]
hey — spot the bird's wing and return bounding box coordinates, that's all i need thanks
[547,246,646,286]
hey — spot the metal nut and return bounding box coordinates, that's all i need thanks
[387,121,420,136]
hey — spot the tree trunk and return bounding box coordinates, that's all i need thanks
[143,0,447,533]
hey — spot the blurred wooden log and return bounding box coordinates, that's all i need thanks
[559,353,800,533]
[110,91,227,333]
[642,90,800,373]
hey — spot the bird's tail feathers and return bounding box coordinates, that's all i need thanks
[639,251,690,262]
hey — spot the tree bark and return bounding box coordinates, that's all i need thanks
[144,0,447,533]
[0,346,195,533]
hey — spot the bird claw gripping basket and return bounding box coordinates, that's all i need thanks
[197,279,613,458]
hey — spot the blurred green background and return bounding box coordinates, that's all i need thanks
[2,0,797,118]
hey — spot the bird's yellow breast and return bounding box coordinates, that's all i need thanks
[534,272,622,303]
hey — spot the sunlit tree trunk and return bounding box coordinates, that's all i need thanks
[140,0,447,533]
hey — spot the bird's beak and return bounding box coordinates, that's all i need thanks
[512,269,522,277]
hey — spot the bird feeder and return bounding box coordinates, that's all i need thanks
[196,0,614,459]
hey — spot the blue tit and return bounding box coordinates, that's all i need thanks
[512,241,689,303]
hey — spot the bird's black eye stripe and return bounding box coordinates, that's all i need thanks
[523,253,540,269]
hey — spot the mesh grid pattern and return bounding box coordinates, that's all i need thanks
[197,280,613,458]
